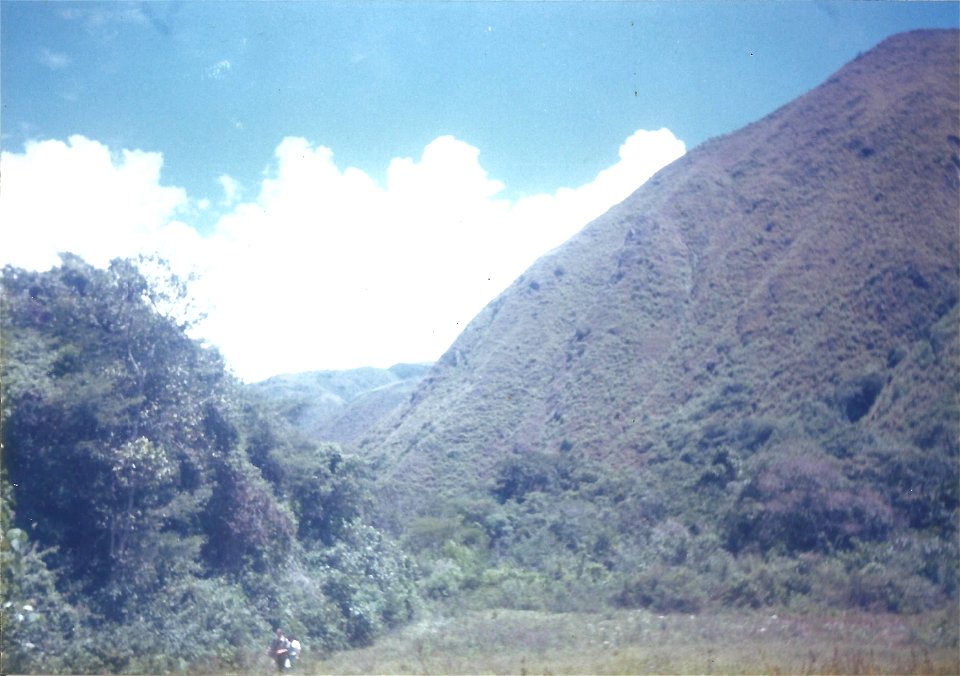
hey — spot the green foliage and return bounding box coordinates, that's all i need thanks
[1,255,232,605]
[81,577,270,673]
[400,427,955,619]
[201,450,297,575]
[310,523,418,646]
[492,452,561,503]
[283,443,371,547]
[1,475,91,674]
[0,255,420,672]
[615,565,707,613]
[849,436,959,536]
[404,515,490,599]
[3,245,957,670]
[720,553,816,609]
[725,444,894,554]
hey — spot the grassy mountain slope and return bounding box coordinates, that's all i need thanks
[363,28,958,545]
[251,363,431,445]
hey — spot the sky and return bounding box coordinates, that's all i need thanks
[2,1,958,382]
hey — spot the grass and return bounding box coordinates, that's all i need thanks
[289,607,958,675]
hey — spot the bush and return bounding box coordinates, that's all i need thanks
[492,452,560,503]
[720,554,816,609]
[850,438,959,536]
[614,565,707,613]
[311,523,418,646]
[725,444,894,553]
[90,578,271,673]
[848,563,942,613]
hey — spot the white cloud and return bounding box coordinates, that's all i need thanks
[39,47,71,70]
[0,130,684,381]
[0,135,187,270]
[204,59,232,80]
[218,174,241,205]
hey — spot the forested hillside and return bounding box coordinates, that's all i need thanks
[362,30,959,615]
[0,256,417,673]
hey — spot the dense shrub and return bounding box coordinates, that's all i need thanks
[311,523,418,646]
[847,562,942,613]
[725,444,894,553]
[614,565,707,613]
[720,553,816,608]
[492,452,561,503]
[850,437,959,536]
[1,476,92,674]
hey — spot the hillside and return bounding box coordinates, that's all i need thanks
[360,30,958,610]
[250,364,431,445]
[366,28,958,512]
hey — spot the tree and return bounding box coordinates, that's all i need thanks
[725,444,894,554]
[1,254,421,667]
[201,451,297,574]
[0,475,90,674]
[1,256,232,614]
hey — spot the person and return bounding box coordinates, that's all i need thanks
[267,628,290,672]
[289,636,301,665]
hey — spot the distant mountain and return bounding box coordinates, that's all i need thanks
[250,363,431,445]
[363,30,959,535]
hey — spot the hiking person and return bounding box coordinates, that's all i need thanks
[289,636,301,665]
[267,628,290,671]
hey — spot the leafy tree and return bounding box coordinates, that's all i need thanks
[0,475,91,674]
[2,255,232,608]
[311,523,418,645]
[1,254,421,669]
[201,450,297,575]
[286,444,370,547]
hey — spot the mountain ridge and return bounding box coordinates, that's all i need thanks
[250,363,431,445]
[362,29,959,525]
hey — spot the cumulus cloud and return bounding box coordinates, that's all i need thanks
[0,130,684,381]
[0,135,188,270]
[218,174,241,205]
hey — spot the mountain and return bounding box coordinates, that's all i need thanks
[363,29,959,537]
[250,363,431,445]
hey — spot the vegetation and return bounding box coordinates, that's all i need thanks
[250,363,430,446]
[348,26,959,641]
[1,255,417,673]
[314,607,959,675]
[3,31,959,674]
[391,438,956,621]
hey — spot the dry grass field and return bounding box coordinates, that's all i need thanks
[288,607,958,675]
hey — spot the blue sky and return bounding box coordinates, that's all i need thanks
[2,1,958,380]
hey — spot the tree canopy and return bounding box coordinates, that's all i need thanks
[0,255,416,673]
